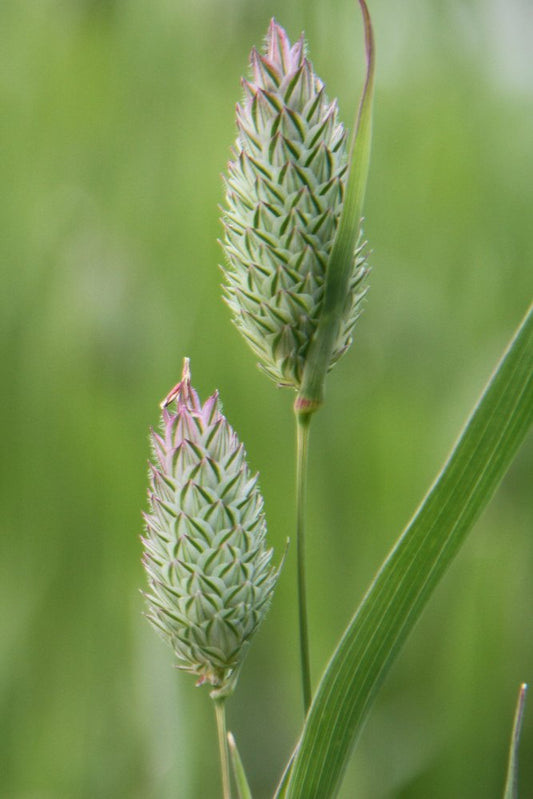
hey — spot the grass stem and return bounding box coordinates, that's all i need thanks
[296,412,312,713]
[214,698,232,799]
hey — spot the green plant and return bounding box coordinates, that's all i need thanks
[141,3,532,797]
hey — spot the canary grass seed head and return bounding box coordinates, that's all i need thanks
[221,19,368,389]
[142,359,279,698]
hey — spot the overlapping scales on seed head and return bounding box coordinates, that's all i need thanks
[142,360,279,697]
[221,19,368,389]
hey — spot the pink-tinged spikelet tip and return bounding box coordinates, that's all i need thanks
[160,357,191,409]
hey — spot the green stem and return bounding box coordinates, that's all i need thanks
[296,412,312,713]
[214,698,232,799]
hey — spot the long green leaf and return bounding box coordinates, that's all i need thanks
[503,683,528,799]
[282,302,533,798]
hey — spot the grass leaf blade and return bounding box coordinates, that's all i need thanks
[503,683,528,799]
[228,732,253,799]
[285,302,533,798]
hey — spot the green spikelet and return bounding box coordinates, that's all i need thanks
[142,359,279,698]
[221,19,368,389]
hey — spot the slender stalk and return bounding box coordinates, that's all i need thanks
[295,411,312,713]
[214,698,232,799]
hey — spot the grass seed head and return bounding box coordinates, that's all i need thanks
[142,359,279,698]
[221,19,368,390]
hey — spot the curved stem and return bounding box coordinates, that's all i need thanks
[214,698,232,799]
[295,0,375,415]
[296,412,312,713]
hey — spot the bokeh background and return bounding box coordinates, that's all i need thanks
[1,0,532,797]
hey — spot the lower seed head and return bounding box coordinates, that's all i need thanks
[142,359,279,697]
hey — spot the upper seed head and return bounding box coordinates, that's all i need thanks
[221,19,368,389]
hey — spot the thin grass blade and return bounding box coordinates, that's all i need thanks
[282,302,533,798]
[227,732,253,799]
[503,683,528,799]
[273,750,297,799]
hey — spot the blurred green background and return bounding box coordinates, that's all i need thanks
[1,0,532,797]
